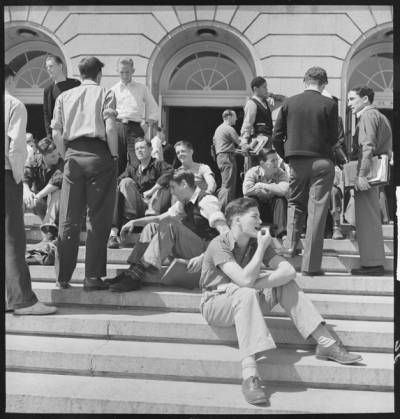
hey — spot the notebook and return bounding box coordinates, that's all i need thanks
[161,258,200,289]
[343,155,390,188]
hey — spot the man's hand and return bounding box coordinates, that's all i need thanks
[257,227,272,251]
[142,189,154,200]
[355,176,371,191]
[140,121,149,134]
[267,97,275,107]
[187,254,204,273]
[120,219,138,242]
[23,189,36,208]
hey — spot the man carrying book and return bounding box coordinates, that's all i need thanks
[346,86,392,275]
[108,170,229,292]
[200,197,362,405]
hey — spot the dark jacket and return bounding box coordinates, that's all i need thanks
[251,98,273,136]
[43,78,81,137]
[272,90,338,161]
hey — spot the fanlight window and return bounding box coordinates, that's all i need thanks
[9,51,54,89]
[349,53,393,93]
[169,51,246,91]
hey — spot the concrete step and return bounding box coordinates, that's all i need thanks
[5,307,393,352]
[6,335,393,391]
[28,265,394,296]
[27,245,393,272]
[6,372,394,414]
[30,283,394,321]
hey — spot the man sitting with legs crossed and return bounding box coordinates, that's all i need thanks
[109,170,229,292]
[200,197,362,405]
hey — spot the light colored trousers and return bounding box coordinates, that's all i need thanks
[354,185,385,267]
[29,189,61,225]
[201,280,324,360]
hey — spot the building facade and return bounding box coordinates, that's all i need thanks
[4,4,393,155]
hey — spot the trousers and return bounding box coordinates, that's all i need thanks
[217,152,237,211]
[116,121,143,175]
[201,280,324,360]
[5,171,38,309]
[286,158,334,272]
[29,189,61,226]
[355,185,385,267]
[252,193,287,238]
[55,137,117,282]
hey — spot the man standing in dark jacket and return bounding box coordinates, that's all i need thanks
[43,55,80,138]
[272,67,338,275]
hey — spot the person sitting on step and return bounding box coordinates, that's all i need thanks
[199,197,362,406]
[107,170,229,292]
[108,137,173,249]
[174,140,216,195]
[242,148,289,239]
[23,137,63,242]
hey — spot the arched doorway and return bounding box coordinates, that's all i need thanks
[5,26,69,141]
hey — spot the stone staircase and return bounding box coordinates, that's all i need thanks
[5,214,395,414]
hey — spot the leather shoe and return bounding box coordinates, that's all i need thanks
[55,281,71,289]
[351,265,384,276]
[83,277,109,291]
[14,301,57,315]
[109,264,144,292]
[332,227,344,240]
[316,342,362,364]
[241,376,268,405]
[302,270,325,276]
[107,235,120,249]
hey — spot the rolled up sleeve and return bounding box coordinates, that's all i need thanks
[167,201,185,218]
[103,89,117,120]
[198,195,226,228]
[50,95,64,132]
[242,167,258,195]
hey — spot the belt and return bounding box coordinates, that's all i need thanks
[116,119,141,125]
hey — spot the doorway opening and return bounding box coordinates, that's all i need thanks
[167,106,244,195]
[26,104,46,143]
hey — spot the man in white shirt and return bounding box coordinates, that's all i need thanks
[5,64,56,315]
[110,57,159,174]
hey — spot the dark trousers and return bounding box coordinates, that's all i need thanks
[254,194,287,238]
[286,157,334,272]
[5,171,38,309]
[217,152,237,211]
[55,138,117,282]
[117,121,144,175]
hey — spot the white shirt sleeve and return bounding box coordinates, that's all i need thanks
[167,200,185,218]
[198,195,226,228]
[144,85,159,122]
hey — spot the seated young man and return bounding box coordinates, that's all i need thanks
[23,137,63,240]
[242,148,288,238]
[200,197,362,406]
[108,137,173,248]
[174,140,217,194]
[109,170,229,292]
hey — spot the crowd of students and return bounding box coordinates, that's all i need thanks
[5,56,392,406]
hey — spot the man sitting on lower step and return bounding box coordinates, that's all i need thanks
[108,170,229,292]
[200,197,362,406]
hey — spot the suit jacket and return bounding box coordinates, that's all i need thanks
[272,90,338,161]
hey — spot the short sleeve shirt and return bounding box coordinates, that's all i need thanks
[175,163,214,191]
[200,230,277,291]
[213,123,239,154]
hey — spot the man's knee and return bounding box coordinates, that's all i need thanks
[275,279,300,301]
[118,177,137,192]
[140,222,159,242]
[232,287,259,307]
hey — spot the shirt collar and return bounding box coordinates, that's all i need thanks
[81,79,98,86]
[356,104,376,118]
[120,80,135,89]
[304,87,321,93]
[189,187,202,204]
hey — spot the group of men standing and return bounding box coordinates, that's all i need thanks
[5,55,392,406]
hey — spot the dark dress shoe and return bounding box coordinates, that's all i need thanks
[302,270,325,276]
[241,376,268,405]
[351,265,384,276]
[109,264,144,292]
[316,342,362,364]
[83,277,109,291]
[56,281,71,289]
[107,236,120,249]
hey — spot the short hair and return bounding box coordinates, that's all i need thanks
[349,85,375,103]
[303,67,328,86]
[5,64,15,80]
[251,76,266,91]
[118,57,134,68]
[225,197,259,227]
[170,170,196,189]
[258,148,277,162]
[134,137,151,148]
[45,54,63,65]
[222,109,235,119]
[78,56,104,80]
[174,140,194,151]
[36,137,57,155]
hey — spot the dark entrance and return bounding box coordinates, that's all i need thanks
[26,104,46,143]
[168,106,244,193]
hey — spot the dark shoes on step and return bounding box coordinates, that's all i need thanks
[83,277,109,291]
[108,263,145,292]
[107,235,120,249]
[351,265,384,276]
[316,342,362,365]
[242,376,268,405]
[302,270,325,277]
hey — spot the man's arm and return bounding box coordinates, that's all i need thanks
[242,167,259,196]
[262,180,289,197]
[43,86,52,137]
[35,183,58,200]
[252,255,296,289]
[103,90,118,157]
[144,85,159,125]
[203,172,217,194]
[198,195,229,234]
[51,95,66,158]
[240,100,257,141]
[327,101,339,147]
[272,106,287,160]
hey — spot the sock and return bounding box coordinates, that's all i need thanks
[242,356,258,380]
[110,227,118,237]
[312,324,336,348]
